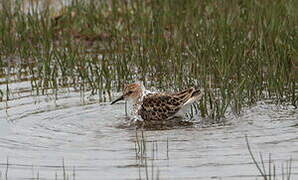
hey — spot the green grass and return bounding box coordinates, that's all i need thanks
[0,0,297,120]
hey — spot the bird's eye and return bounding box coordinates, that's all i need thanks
[127,91,133,94]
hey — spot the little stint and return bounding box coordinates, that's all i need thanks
[111,83,203,121]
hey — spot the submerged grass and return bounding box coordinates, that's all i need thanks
[245,135,294,180]
[0,157,76,180]
[134,129,167,180]
[0,0,297,120]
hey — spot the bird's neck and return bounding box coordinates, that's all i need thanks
[127,92,143,116]
[134,91,144,105]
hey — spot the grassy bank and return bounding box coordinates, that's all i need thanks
[0,0,297,119]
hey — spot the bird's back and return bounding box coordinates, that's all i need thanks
[138,88,200,121]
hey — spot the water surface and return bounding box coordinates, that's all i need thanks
[0,72,298,180]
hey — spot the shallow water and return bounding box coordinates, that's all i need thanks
[0,73,298,180]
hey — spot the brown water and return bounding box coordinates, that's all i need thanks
[0,71,298,180]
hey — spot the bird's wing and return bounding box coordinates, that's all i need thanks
[138,88,195,121]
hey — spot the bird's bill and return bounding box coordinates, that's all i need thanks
[111,95,124,105]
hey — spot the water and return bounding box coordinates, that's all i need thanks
[0,72,298,180]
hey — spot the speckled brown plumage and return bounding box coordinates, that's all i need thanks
[138,88,199,121]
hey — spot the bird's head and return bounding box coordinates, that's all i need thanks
[111,83,143,104]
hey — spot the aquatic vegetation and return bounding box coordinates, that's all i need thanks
[245,135,294,180]
[0,158,76,180]
[134,130,167,180]
[0,0,297,120]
